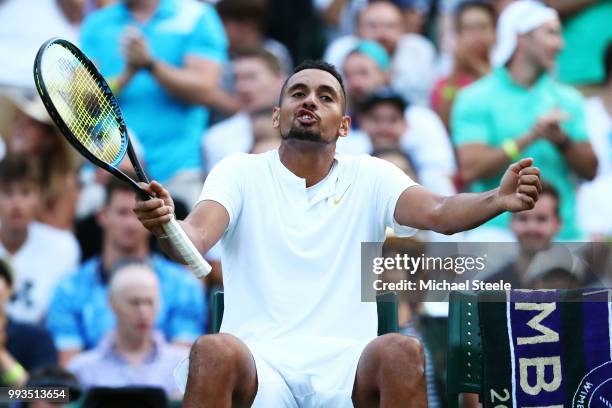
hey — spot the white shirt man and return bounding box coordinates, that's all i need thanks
[202,48,284,173]
[337,104,457,196]
[175,149,417,406]
[1,222,80,323]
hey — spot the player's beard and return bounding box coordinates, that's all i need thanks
[281,126,330,144]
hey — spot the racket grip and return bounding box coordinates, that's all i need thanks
[161,217,212,279]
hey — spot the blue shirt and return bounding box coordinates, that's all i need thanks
[80,0,228,181]
[46,254,206,351]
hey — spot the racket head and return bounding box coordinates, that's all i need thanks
[34,37,150,197]
[34,38,128,168]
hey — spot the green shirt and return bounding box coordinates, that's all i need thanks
[452,67,589,240]
[557,0,612,85]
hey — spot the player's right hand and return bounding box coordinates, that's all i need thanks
[133,181,175,237]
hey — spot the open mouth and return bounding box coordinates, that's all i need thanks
[295,109,318,126]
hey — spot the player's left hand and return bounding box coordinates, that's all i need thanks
[497,158,542,213]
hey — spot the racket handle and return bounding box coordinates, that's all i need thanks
[161,217,212,279]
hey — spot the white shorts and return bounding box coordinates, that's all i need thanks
[174,336,373,408]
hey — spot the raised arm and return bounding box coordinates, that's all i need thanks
[134,181,228,265]
[395,158,542,235]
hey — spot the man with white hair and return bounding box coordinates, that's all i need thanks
[68,261,188,398]
[452,0,598,241]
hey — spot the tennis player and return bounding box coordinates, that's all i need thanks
[134,61,542,408]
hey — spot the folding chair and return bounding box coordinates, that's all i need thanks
[211,290,399,335]
[446,290,483,408]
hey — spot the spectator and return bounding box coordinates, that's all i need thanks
[577,41,612,239]
[339,46,457,197]
[545,0,612,90]
[208,0,291,123]
[392,0,432,34]
[530,266,581,290]
[46,176,206,366]
[314,0,368,40]
[316,0,430,39]
[452,0,598,241]
[359,89,461,241]
[249,109,282,154]
[0,258,57,387]
[324,0,437,105]
[265,0,327,64]
[372,147,418,181]
[485,183,562,287]
[358,88,411,151]
[68,262,187,398]
[0,91,81,230]
[203,47,284,172]
[216,0,293,74]
[430,0,496,130]
[80,0,228,207]
[0,156,80,324]
[341,41,392,116]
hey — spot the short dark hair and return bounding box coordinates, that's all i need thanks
[0,155,42,188]
[0,258,13,288]
[216,0,269,32]
[104,171,138,205]
[234,46,283,76]
[604,40,612,84]
[454,0,495,31]
[279,60,346,108]
[540,181,561,218]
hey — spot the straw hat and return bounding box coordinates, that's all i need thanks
[0,89,53,140]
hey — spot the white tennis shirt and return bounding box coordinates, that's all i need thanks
[198,149,417,343]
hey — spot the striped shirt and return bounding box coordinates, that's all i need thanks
[68,331,188,398]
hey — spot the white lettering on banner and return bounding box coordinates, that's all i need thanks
[575,381,592,407]
[519,357,562,395]
[515,303,560,345]
[490,388,510,402]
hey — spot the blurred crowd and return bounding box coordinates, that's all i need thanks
[0,0,611,405]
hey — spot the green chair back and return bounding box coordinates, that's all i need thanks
[210,290,399,336]
[447,290,483,408]
[211,290,225,334]
[375,291,399,335]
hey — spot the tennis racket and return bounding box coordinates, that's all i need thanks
[33,38,211,278]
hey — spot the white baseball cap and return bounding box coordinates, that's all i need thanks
[491,0,559,67]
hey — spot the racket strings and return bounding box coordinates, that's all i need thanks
[43,44,125,165]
